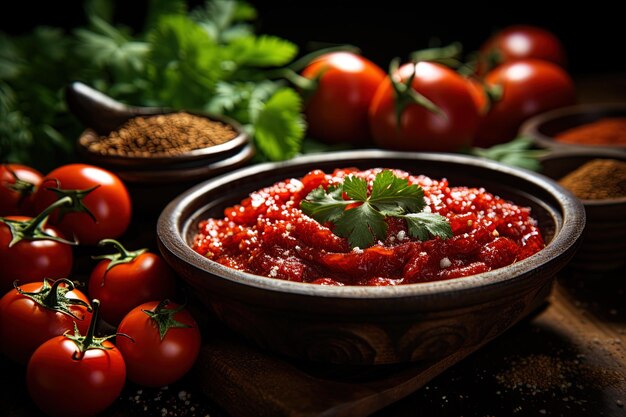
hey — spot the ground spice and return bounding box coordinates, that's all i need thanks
[87,112,238,157]
[558,158,626,200]
[554,117,626,146]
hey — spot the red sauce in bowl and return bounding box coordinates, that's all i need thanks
[191,168,545,286]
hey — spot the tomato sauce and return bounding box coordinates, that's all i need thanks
[192,168,545,286]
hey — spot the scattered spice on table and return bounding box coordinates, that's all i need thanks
[558,158,626,200]
[120,385,216,417]
[554,117,626,146]
[85,112,238,157]
[495,353,623,397]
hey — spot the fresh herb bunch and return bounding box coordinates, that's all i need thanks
[300,170,452,249]
[0,0,307,171]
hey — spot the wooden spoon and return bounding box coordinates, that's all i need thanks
[65,81,169,135]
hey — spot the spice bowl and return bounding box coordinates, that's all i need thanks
[157,150,585,366]
[539,149,626,272]
[66,82,254,213]
[519,102,626,153]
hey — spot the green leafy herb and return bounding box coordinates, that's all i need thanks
[467,136,548,171]
[0,0,311,169]
[253,88,306,161]
[301,170,452,249]
[227,35,298,67]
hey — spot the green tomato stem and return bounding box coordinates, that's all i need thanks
[20,195,72,235]
[92,238,148,273]
[14,278,91,320]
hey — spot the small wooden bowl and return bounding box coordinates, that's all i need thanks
[66,82,254,214]
[539,150,626,271]
[519,102,626,153]
[157,150,585,365]
[76,111,250,170]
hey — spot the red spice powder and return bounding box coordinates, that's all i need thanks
[555,117,626,146]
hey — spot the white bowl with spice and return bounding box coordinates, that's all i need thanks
[539,149,626,271]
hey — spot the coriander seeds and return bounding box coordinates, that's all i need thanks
[86,112,238,157]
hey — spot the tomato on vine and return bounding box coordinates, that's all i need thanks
[0,196,76,292]
[32,164,132,246]
[0,164,43,216]
[0,278,92,364]
[301,51,386,145]
[474,59,576,147]
[87,239,177,326]
[477,25,568,74]
[368,59,481,152]
[26,299,126,417]
[116,300,201,388]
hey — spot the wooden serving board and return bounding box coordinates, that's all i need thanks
[192,324,490,417]
[189,271,626,417]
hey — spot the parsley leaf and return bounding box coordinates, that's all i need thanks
[253,87,306,161]
[335,202,385,249]
[300,185,350,224]
[369,170,425,215]
[404,212,453,241]
[301,170,452,249]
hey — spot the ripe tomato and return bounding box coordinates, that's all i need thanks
[301,51,386,145]
[474,59,576,147]
[33,164,132,246]
[478,25,568,73]
[88,239,177,325]
[465,77,489,115]
[26,300,125,417]
[0,278,91,363]
[0,164,43,216]
[368,61,481,152]
[116,300,201,387]
[0,215,73,292]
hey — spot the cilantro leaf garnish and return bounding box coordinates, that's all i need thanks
[300,170,452,249]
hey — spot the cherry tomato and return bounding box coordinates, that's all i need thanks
[0,164,43,216]
[0,215,73,292]
[369,61,481,152]
[26,300,126,417]
[0,278,91,363]
[88,239,177,326]
[301,51,386,145]
[33,164,132,246]
[116,300,201,387]
[478,25,568,73]
[474,59,576,147]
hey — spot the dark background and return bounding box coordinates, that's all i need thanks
[1,0,624,76]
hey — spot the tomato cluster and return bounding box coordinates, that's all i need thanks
[0,162,201,417]
[300,24,576,151]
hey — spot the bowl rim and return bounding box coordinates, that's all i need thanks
[157,149,585,301]
[519,101,626,151]
[77,110,250,168]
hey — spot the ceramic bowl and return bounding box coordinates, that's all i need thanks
[539,149,626,271]
[519,102,626,153]
[157,150,585,365]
